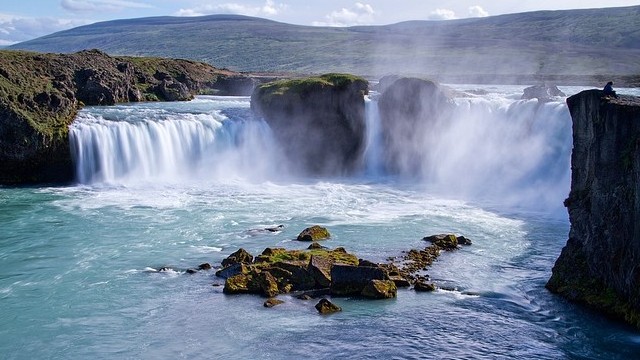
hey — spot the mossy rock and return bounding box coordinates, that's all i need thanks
[221,248,254,267]
[423,234,458,250]
[297,225,331,241]
[361,279,397,299]
[315,298,342,314]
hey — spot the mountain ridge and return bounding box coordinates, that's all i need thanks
[9,6,640,78]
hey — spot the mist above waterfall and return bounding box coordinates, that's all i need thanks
[69,89,572,214]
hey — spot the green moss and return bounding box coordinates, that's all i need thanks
[255,73,367,105]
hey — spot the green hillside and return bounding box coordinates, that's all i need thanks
[10,7,640,78]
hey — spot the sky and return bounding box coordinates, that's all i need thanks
[0,0,638,45]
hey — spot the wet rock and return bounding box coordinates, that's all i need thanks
[309,255,333,288]
[307,242,327,250]
[521,84,565,102]
[361,279,397,299]
[358,259,379,267]
[414,280,436,292]
[315,298,342,314]
[216,263,250,279]
[457,236,472,246]
[221,248,254,267]
[254,271,280,298]
[264,298,284,308]
[223,273,252,294]
[330,264,388,296]
[297,225,331,241]
[423,234,458,250]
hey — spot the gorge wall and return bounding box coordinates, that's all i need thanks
[0,49,253,184]
[547,90,640,328]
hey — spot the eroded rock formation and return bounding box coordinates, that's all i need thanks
[546,90,640,328]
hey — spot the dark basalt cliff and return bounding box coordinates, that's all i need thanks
[547,90,640,328]
[0,49,252,185]
[250,74,368,175]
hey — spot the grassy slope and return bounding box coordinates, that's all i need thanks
[9,7,640,77]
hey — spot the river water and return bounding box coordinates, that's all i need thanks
[2,86,640,359]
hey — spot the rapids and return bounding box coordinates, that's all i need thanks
[3,86,640,359]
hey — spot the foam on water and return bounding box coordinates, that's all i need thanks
[3,88,640,359]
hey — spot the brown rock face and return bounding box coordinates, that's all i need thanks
[547,90,640,328]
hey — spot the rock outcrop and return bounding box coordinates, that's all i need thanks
[0,49,253,185]
[546,90,640,328]
[377,77,454,176]
[250,73,368,175]
[521,84,566,102]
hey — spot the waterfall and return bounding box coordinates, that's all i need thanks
[69,98,286,185]
[363,95,384,176]
[361,93,573,212]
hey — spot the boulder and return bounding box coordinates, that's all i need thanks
[315,298,342,314]
[423,234,458,250]
[521,84,566,102]
[251,73,368,175]
[215,263,250,279]
[264,298,284,308]
[414,280,436,292]
[361,280,397,299]
[330,264,389,296]
[221,248,254,267]
[297,225,331,241]
[308,255,333,288]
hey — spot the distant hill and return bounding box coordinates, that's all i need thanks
[10,6,640,79]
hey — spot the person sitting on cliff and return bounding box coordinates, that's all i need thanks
[603,81,619,98]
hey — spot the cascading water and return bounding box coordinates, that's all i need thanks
[70,90,572,213]
[362,89,572,213]
[69,96,286,185]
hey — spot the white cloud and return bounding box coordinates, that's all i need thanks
[0,13,89,45]
[468,5,489,18]
[61,0,153,13]
[313,2,375,27]
[427,8,457,21]
[176,1,286,17]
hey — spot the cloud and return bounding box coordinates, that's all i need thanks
[312,2,375,27]
[468,5,489,18]
[176,0,286,17]
[0,13,89,45]
[427,8,457,21]
[61,0,153,13]
[0,19,84,45]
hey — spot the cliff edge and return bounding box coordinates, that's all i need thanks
[547,89,640,327]
[0,49,252,185]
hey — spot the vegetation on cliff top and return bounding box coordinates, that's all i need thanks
[0,49,244,184]
[254,73,367,100]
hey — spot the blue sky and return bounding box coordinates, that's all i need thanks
[1,0,638,45]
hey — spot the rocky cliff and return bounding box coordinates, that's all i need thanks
[0,49,252,184]
[547,90,640,327]
[250,74,368,175]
